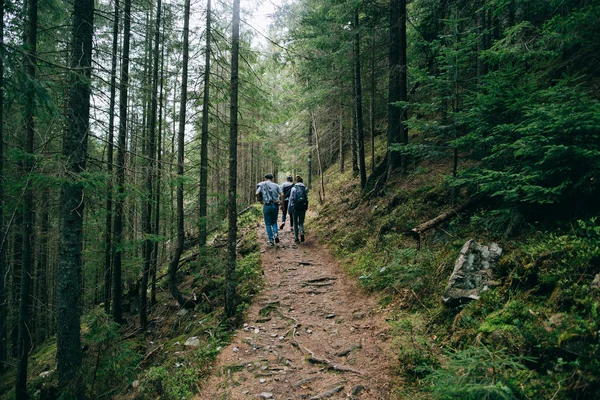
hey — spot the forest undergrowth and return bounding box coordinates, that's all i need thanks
[311,139,600,400]
[0,208,263,400]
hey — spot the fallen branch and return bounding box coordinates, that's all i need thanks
[408,196,482,249]
[136,344,164,369]
[303,346,363,375]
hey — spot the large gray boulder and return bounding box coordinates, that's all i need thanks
[443,240,502,306]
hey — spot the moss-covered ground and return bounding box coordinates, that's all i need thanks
[309,137,600,399]
[0,206,263,400]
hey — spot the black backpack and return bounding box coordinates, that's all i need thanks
[283,184,294,199]
[293,185,308,210]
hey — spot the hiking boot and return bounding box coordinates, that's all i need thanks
[294,238,300,243]
[300,232,305,242]
[274,236,280,244]
[267,240,274,246]
[279,223,285,229]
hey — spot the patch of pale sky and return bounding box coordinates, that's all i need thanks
[90,0,289,145]
[247,0,284,46]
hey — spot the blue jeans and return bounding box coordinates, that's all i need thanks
[292,208,306,240]
[263,203,279,242]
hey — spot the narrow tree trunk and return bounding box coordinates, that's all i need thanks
[152,16,166,307]
[370,36,376,173]
[36,188,49,343]
[386,0,408,177]
[199,0,212,249]
[225,0,241,319]
[351,97,359,177]
[353,9,367,188]
[167,0,190,306]
[338,105,344,173]
[0,0,6,376]
[56,0,94,396]
[16,0,37,396]
[104,0,120,316]
[307,125,313,188]
[141,0,162,330]
[11,212,22,359]
[113,0,132,325]
[311,115,326,203]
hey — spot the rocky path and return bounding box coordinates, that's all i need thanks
[196,220,393,399]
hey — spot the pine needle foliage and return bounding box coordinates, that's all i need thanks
[424,345,535,400]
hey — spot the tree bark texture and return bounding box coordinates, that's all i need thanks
[168,0,190,306]
[226,0,241,319]
[353,9,367,189]
[199,0,212,249]
[141,0,161,330]
[56,0,94,396]
[113,0,132,324]
[386,0,408,176]
[104,0,120,316]
[338,105,344,173]
[0,0,6,377]
[307,124,313,188]
[153,15,166,306]
[16,0,38,396]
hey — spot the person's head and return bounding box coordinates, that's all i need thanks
[286,176,293,182]
[296,175,303,183]
[264,173,274,181]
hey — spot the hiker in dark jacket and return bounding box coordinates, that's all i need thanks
[256,173,283,246]
[288,175,308,243]
[280,176,294,230]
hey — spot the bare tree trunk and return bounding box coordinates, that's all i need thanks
[113,0,132,325]
[168,0,190,306]
[353,9,367,188]
[56,0,94,396]
[311,115,326,203]
[338,105,344,173]
[36,188,49,343]
[307,124,313,188]
[16,0,37,396]
[225,0,241,320]
[152,15,166,307]
[141,0,161,330]
[104,0,120,316]
[351,101,358,177]
[386,0,408,177]
[370,36,375,173]
[0,0,6,377]
[199,0,212,249]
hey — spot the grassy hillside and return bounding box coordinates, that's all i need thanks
[310,140,600,399]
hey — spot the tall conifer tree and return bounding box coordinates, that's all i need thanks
[56,0,94,395]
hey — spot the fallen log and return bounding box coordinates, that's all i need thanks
[408,196,482,249]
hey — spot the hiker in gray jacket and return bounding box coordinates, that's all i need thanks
[256,173,283,246]
[288,175,308,243]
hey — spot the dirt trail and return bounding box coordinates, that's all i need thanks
[196,219,393,399]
